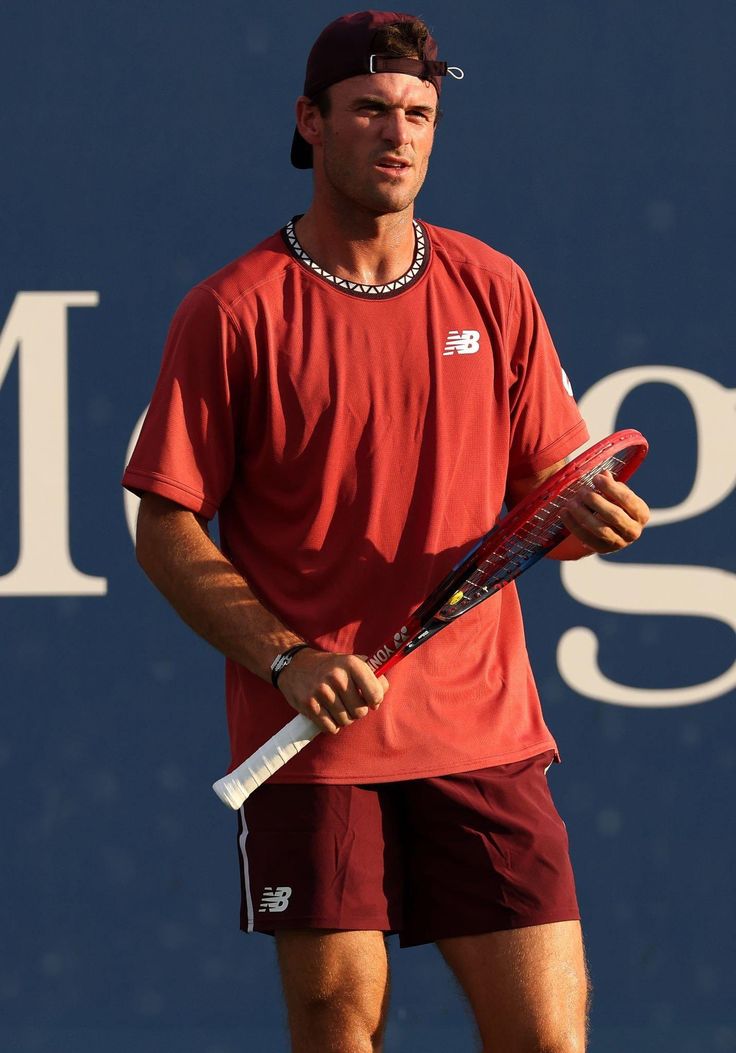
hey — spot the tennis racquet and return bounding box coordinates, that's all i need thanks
[213,428,648,809]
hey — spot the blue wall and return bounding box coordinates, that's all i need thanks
[1,2,734,1050]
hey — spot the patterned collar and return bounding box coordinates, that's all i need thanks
[282,217,429,299]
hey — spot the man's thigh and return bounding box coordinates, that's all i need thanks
[438,920,590,1053]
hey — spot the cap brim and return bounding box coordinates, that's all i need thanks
[291,128,313,169]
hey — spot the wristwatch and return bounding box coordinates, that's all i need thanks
[270,643,311,688]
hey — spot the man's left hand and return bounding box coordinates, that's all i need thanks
[556,470,650,556]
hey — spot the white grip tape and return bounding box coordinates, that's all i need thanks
[211,714,319,810]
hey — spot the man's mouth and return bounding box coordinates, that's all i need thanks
[375,157,411,172]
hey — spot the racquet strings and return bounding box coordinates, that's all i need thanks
[438,452,628,619]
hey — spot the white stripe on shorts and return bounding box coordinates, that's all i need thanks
[238,806,255,932]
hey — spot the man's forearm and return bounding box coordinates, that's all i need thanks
[135,493,302,681]
[134,492,388,734]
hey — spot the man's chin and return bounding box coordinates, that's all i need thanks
[359,188,420,217]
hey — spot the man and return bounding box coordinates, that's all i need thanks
[124,11,649,1052]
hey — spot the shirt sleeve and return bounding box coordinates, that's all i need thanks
[505,264,589,476]
[122,286,247,519]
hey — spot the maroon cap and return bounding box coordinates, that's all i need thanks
[291,10,463,169]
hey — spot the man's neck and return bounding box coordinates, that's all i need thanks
[294,203,417,286]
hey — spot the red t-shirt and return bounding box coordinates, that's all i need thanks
[123,219,588,782]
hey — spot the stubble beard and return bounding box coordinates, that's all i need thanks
[320,140,429,219]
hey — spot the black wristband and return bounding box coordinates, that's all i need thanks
[270,643,311,688]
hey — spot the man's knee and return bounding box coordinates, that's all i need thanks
[513,971,590,1053]
[292,977,389,1044]
[504,973,591,1053]
[276,930,389,1053]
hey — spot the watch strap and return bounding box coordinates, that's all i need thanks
[270,644,311,688]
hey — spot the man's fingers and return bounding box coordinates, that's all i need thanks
[305,696,340,735]
[318,663,369,721]
[560,509,624,553]
[313,681,355,728]
[558,471,650,553]
[348,656,387,709]
[592,471,650,525]
[568,497,640,543]
[355,658,390,708]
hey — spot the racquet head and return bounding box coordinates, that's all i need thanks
[432,428,649,622]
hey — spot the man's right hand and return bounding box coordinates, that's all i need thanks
[277,649,389,735]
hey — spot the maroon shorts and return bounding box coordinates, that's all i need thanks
[236,749,579,947]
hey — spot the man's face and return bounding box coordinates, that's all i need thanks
[309,73,438,217]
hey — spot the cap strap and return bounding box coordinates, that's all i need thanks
[368,55,461,79]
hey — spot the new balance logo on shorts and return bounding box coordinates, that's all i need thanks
[443,329,481,355]
[258,886,293,913]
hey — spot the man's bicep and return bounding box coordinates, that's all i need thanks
[136,491,209,532]
[135,491,211,569]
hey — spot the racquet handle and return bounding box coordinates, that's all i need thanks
[212,713,319,808]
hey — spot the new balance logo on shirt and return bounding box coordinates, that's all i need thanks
[258,886,292,913]
[443,329,481,355]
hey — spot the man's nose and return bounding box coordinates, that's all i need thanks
[381,109,411,148]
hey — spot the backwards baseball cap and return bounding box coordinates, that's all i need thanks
[291,10,463,169]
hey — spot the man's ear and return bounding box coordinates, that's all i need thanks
[295,96,323,150]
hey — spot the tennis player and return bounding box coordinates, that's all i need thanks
[123,11,649,1052]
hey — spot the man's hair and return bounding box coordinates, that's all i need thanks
[314,17,439,121]
[373,17,431,60]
